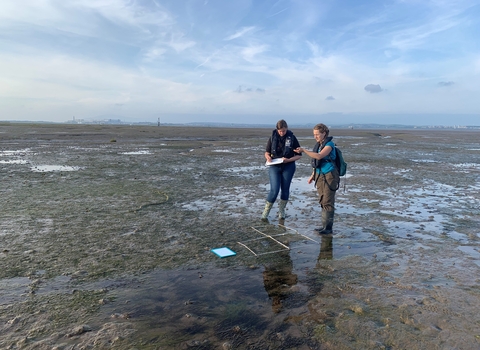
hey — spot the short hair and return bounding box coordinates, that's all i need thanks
[313,123,329,136]
[276,119,288,129]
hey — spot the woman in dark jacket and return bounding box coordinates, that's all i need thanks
[262,119,302,220]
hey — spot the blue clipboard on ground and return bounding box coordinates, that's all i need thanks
[211,247,236,258]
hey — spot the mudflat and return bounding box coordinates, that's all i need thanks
[1,123,479,349]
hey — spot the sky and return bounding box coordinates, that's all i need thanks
[1,0,480,126]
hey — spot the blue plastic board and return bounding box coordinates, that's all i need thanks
[211,247,236,258]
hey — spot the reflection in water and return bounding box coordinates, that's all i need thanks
[262,250,298,313]
[262,231,332,313]
[318,235,333,260]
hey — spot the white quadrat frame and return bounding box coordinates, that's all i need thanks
[237,224,319,257]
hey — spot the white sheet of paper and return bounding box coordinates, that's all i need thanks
[265,158,283,166]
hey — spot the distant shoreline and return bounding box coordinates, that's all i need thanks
[1,120,479,130]
[1,122,479,147]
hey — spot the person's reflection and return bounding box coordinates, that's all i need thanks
[262,250,298,313]
[318,235,333,261]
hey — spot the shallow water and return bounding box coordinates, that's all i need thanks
[0,124,479,349]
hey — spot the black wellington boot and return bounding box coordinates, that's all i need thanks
[315,210,334,234]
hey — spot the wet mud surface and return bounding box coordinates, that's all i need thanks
[1,123,479,349]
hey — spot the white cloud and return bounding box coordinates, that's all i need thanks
[142,47,167,62]
[241,45,268,61]
[224,26,256,41]
[167,36,196,53]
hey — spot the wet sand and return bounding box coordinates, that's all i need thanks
[1,123,479,349]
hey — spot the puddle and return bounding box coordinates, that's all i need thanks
[30,165,82,172]
[0,159,28,164]
[452,163,480,169]
[0,277,31,305]
[0,149,31,156]
[94,264,315,348]
[120,150,152,155]
[221,165,265,175]
[411,159,439,163]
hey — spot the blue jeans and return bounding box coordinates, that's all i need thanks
[266,162,296,203]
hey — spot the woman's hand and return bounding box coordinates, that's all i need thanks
[265,152,272,162]
[307,174,314,184]
[295,147,303,153]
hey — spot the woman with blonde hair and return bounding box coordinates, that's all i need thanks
[295,123,339,233]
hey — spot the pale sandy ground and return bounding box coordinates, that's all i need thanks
[1,123,479,349]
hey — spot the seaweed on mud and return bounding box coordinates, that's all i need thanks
[214,302,267,340]
[0,288,108,341]
[282,291,312,308]
[370,230,395,244]
[304,275,326,295]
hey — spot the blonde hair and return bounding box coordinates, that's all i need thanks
[313,123,329,136]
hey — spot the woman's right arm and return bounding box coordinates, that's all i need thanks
[265,138,272,161]
[296,146,332,160]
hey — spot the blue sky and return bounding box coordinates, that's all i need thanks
[1,0,479,125]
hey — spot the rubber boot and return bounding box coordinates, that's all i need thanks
[261,201,274,220]
[278,200,288,219]
[315,210,334,234]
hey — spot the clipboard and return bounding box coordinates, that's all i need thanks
[211,247,236,258]
[265,158,283,166]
